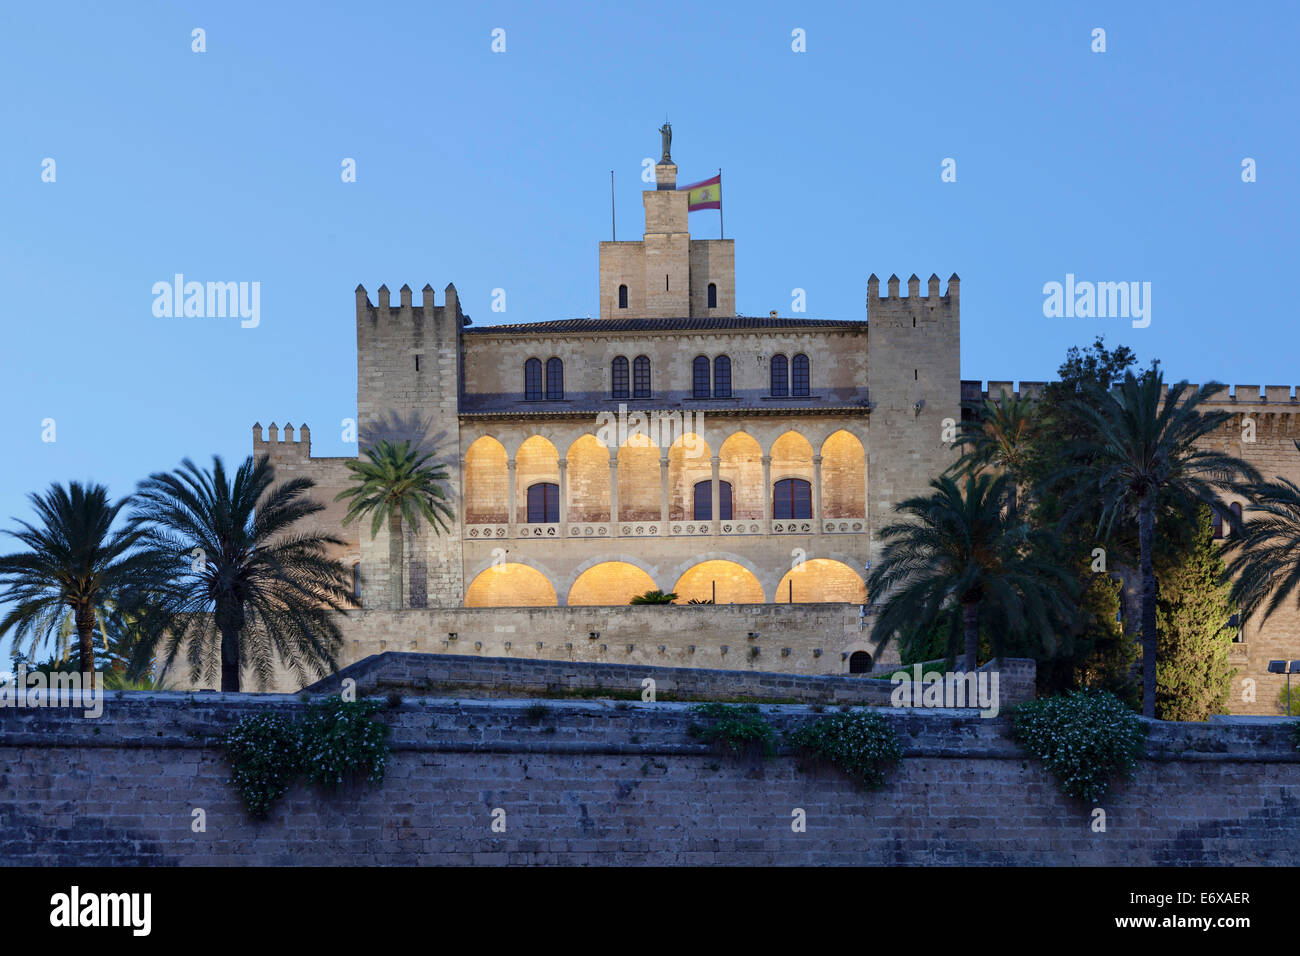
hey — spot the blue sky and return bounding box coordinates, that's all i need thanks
[0,1,1296,653]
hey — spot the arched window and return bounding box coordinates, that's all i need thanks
[612,356,629,399]
[713,355,731,398]
[1229,501,1242,537]
[527,482,559,523]
[352,563,361,601]
[618,284,628,309]
[707,283,717,309]
[525,358,543,400]
[692,480,733,521]
[546,357,564,399]
[770,354,789,397]
[849,651,872,675]
[693,356,710,398]
[773,477,812,520]
[1212,509,1224,540]
[633,355,651,398]
[792,354,810,396]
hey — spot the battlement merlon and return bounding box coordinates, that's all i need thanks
[960,381,1300,404]
[354,282,469,327]
[252,421,312,457]
[867,272,959,306]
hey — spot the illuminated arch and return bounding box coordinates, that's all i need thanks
[465,563,558,607]
[668,433,711,521]
[774,559,866,604]
[465,436,508,524]
[568,561,659,606]
[820,429,866,519]
[618,432,660,522]
[672,560,765,604]
[515,436,558,524]
[719,432,763,520]
[566,434,610,522]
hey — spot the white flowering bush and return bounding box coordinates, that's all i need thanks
[222,696,390,819]
[787,710,903,791]
[1013,690,1145,802]
[299,696,390,789]
[222,712,302,819]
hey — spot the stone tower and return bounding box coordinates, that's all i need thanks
[598,145,735,318]
[353,282,467,609]
[864,273,962,565]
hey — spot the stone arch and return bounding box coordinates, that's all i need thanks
[566,433,610,522]
[820,429,866,519]
[769,430,814,483]
[668,433,712,521]
[719,431,763,520]
[464,435,508,524]
[618,432,660,522]
[515,435,559,524]
[672,559,765,604]
[465,562,558,607]
[567,560,660,606]
[774,558,866,604]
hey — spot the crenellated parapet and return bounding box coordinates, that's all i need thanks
[355,282,468,327]
[253,421,313,458]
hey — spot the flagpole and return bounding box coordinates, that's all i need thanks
[610,170,616,241]
[718,167,724,239]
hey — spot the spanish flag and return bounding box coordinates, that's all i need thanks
[680,174,721,211]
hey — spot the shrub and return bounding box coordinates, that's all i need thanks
[687,703,777,758]
[1013,690,1145,802]
[1278,684,1300,717]
[222,712,302,819]
[630,589,677,605]
[787,710,902,790]
[298,696,390,789]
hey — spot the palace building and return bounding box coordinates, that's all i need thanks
[248,141,1300,714]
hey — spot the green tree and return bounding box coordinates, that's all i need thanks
[1154,506,1236,720]
[950,389,1037,520]
[1223,441,1300,630]
[334,440,454,610]
[0,483,159,685]
[1069,369,1259,716]
[132,455,355,692]
[867,471,1074,672]
[1017,338,1144,698]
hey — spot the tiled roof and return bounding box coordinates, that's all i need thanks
[463,315,866,335]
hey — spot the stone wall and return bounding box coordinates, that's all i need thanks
[304,652,1037,709]
[4,671,1296,865]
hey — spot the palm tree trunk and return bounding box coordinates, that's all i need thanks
[1138,494,1158,717]
[389,512,404,610]
[220,624,241,692]
[962,600,979,673]
[74,604,96,688]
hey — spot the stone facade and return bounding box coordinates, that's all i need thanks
[243,142,1300,712]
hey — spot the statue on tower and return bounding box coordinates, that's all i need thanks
[658,121,672,164]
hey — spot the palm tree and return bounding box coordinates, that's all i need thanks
[950,390,1037,520]
[1223,441,1300,627]
[867,471,1073,672]
[335,439,454,610]
[0,482,159,686]
[132,455,355,692]
[1070,370,1260,716]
